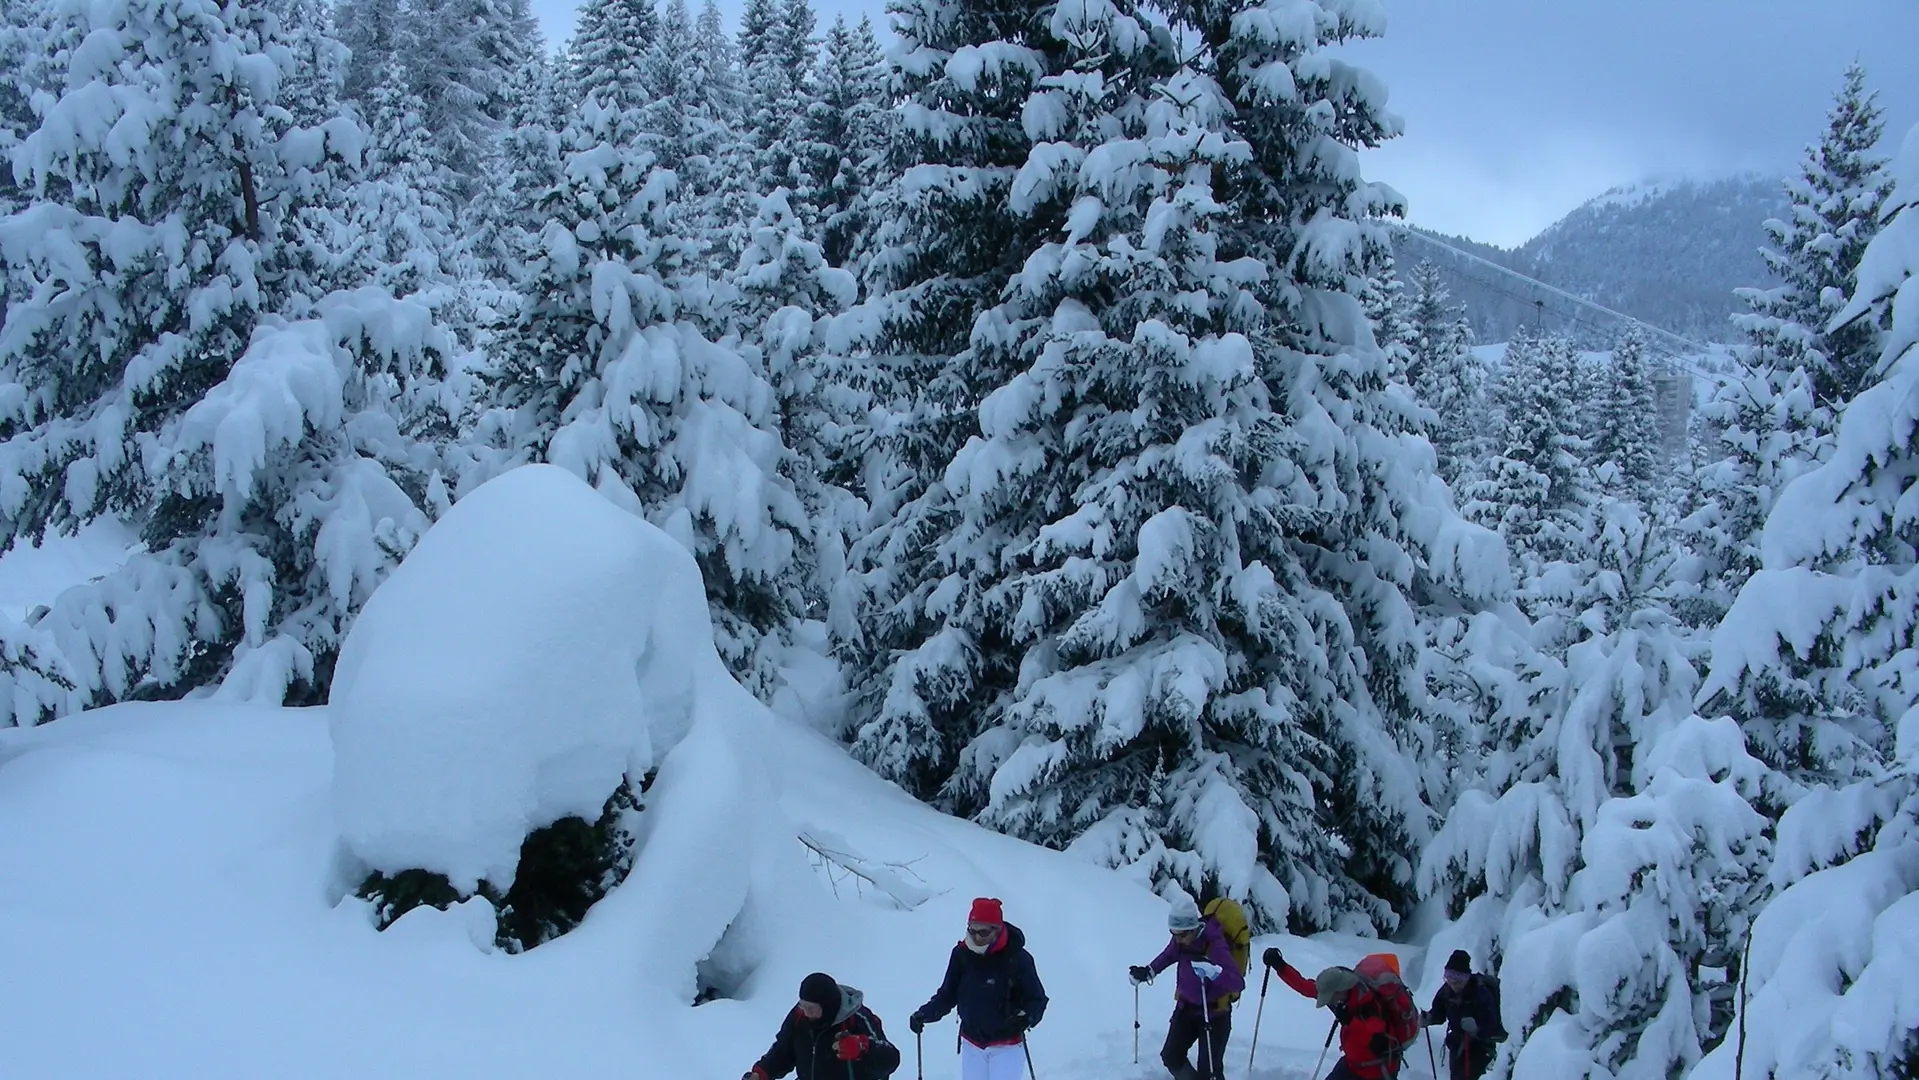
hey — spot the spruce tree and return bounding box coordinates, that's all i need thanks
[807,15,889,268]
[1734,62,1891,407]
[1402,260,1481,484]
[0,0,458,720]
[1464,330,1594,566]
[336,0,405,106]
[840,0,1501,932]
[483,85,814,700]
[567,0,660,116]
[1590,327,1666,503]
[1689,118,1919,1080]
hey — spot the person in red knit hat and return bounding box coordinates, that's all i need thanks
[909,897,1049,1080]
[744,972,901,1080]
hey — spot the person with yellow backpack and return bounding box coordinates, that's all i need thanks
[1128,894,1251,1080]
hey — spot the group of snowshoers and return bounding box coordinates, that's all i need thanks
[743,895,1506,1080]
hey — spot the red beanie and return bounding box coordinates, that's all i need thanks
[968,897,1003,924]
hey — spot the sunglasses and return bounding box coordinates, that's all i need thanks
[966,923,999,940]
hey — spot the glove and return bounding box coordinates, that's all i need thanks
[744,1069,769,1080]
[909,1010,927,1034]
[835,1034,870,1062]
[1369,1033,1391,1057]
[1191,961,1223,982]
[1462,1017,1479,1036]
[1009,1009,1030,1033]
[1129,965,1153,985]
[1263,947,1283,969]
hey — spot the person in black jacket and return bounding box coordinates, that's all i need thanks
[909,897,1048,1080]
[746,972,901,1080]
[1423,951,1502,1080]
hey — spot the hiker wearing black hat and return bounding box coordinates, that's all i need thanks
[746,972,902,1080]
[1422,951,1504,1080]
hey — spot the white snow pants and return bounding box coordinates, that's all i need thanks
[959,1040,1026,1080]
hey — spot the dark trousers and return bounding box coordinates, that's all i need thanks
[1447,1035,1495,1080]
[1161,1005,1231,1079]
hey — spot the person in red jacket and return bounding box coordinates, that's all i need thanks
[1261,949,1414,1080]
[745,972,902,1080]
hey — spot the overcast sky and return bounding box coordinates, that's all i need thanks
[530,0,1919,248]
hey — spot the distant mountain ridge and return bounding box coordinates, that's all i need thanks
[1393,174,1789,347]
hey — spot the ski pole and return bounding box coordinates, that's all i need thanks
[1424,1026,1437,1080]
[1310,1017,1337,1080]
[1022,1034,1037,1080]
[1133,983,1141,1065]
[1199,1006,1215,1080]
[916,1030,923,1080]
[1247,964,1271,1073]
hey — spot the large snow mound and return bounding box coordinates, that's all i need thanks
[329,463,716,890]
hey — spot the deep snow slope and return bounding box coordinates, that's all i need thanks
[0,695,1441,1080]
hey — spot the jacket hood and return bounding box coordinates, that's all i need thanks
[830,984,864,1025]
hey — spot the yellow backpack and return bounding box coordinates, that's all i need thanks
[1202,897,1253,1004]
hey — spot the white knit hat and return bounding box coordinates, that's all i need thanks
[1167,894,1202,933]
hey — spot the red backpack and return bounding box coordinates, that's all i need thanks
[1347,954,1421,1075]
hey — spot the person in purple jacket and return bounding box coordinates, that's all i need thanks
[1129,894,1246,1080]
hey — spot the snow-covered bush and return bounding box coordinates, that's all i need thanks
[331,464,711,950]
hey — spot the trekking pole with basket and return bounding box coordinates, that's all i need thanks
[1310,1016,1337,1080]
[1133,983,1141,1065]
[1246,963,1271,1073]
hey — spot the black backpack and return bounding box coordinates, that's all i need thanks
[1473,975,1509,1043]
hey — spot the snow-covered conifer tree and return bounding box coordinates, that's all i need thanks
[1734,62,1892,408]
[1590,327,1666,504]
[0,0,460,720]
[1672,365,1825,634]
[336,0,404,106]
[566,0,660,116]
[345,61,464,301]
[1403,260,1481,483]
[1463,330,1594,566]
[1691,118,1919,1080]
[839,0,1505,932]
[807,14,889,268]
[482,94,814,699]
[1422,497,1770,1078]
[730,189,858,603]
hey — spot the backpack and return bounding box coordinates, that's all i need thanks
[1202,898,1252,1005]
[1350,953,1421,1071]
[1474,974,1509,1043]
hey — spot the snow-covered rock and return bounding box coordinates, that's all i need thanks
[329,464,713,891]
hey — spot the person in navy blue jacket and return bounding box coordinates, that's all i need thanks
[909,897,1048,1080]
[1423,951,1504,1080]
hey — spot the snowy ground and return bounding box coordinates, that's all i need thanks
[0,697,1454,1080]
[0,518,135,620]
[0,466,1449,1080]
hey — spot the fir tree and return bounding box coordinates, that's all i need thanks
[566,0,660,116]
[1734,62,1892,408]
[1590,327,1666,504]
[1464,330,1594,566]
[483,92,814,700]
[1690,117,1919,1080]
[1402,260,1481,484]
[336,0,405,105]
[0,0,458,720]
[807,14,889,268]
[840,0,1503,932]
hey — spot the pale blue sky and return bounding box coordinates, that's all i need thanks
[531,0,1919,247]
